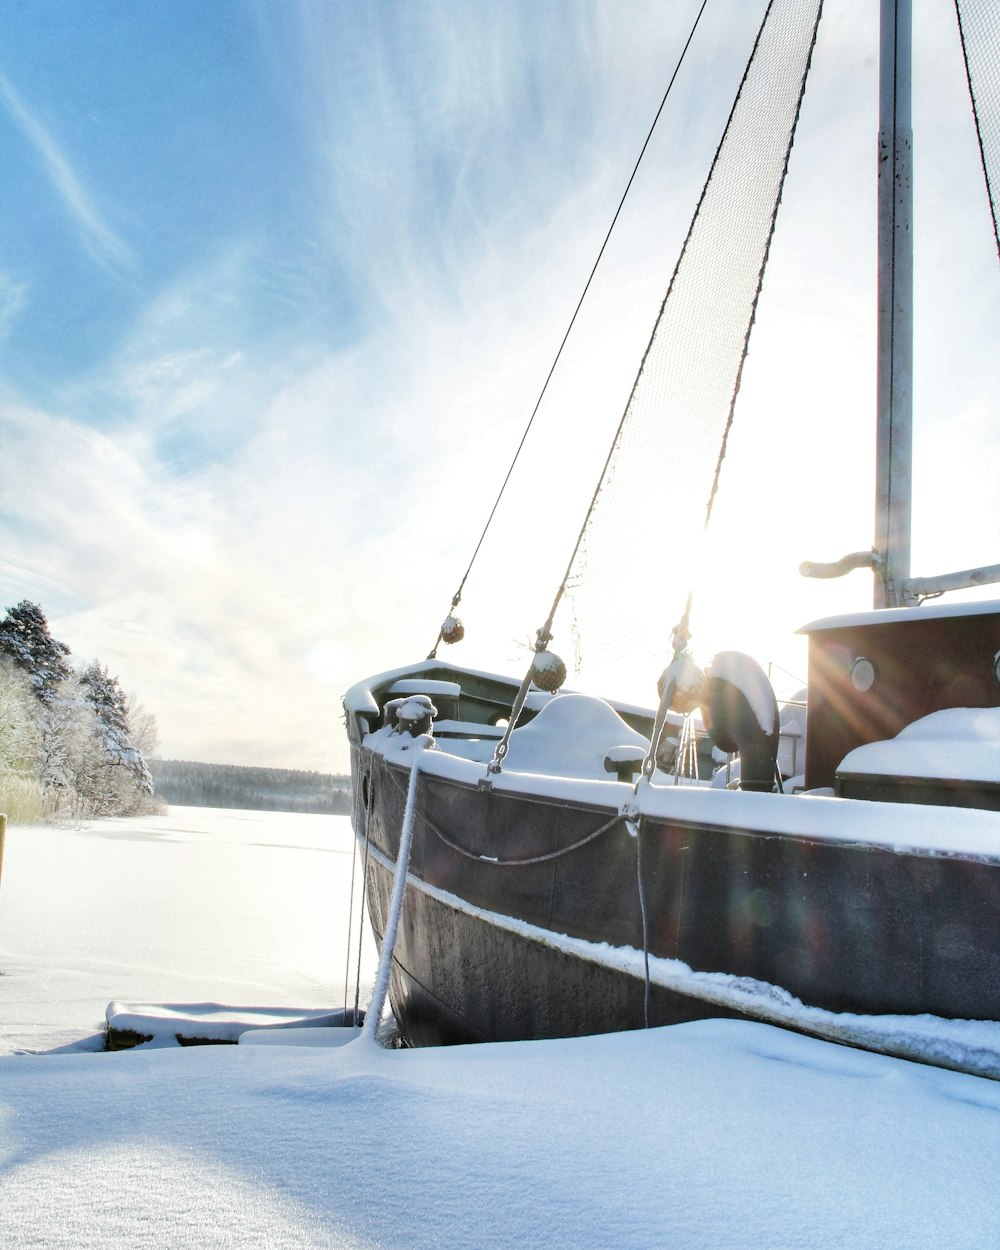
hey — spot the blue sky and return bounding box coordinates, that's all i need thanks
[1,0,997,771]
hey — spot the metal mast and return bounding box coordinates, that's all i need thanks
[875,0,913,608]
[803,0,1000,602]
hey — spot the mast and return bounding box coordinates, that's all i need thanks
[875,0,913,608]
[801,1,1000,602]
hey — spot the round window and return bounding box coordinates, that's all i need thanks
[850,657,877,692]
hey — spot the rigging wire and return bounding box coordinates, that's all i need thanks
[953,0,1000,264]
[669,0,824,657]
[491,0,825,774]
[697,4,824,540]
[639,0,825,778]
[428,0,711,659]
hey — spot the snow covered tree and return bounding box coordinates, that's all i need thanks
[0,599,160,821]
[128,700,159,759]
[0,657,52,823]
[37,691,91,797]
[0,601,72,704]
[78,660,154,813]
[0,658,40,776]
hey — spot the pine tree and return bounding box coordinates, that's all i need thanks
[0,601,72,703]
[79,660,154,805]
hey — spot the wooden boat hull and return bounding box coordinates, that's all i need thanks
[352,740,1000,1051]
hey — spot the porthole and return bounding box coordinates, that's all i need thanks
[850,656,877,693]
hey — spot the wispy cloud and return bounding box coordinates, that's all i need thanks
[0,73,136,278]
[0,271,28,338]
[0,1,995,772]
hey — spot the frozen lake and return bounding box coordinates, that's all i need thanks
[0,806,374,1055]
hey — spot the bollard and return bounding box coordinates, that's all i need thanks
[0,813,5,889]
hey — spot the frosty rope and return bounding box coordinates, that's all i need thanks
[361,747,426,1042]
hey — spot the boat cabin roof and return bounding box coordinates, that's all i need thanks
[800,598,1000,634]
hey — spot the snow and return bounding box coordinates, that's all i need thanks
[708,650,778,735]
[777,689,808,777]
[2,806,1000,1248]
[839,707,1000,782]
[0,806,368,1055]
[363,838,1000,1080]
[386,678,461,698]
[499,692,649,780]
[372,727,1000,859]
[344,659,517,717]
[392,694,437,725]
[532,649,562,672]
[800,597,1000,632]
[637,775,1000,857]
[657,652,705,698]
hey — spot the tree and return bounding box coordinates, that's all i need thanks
[0,599,160,821]
[0,601,72,704]
[125,693,158,760]
[0,658,40,775]
[78,660,154,812]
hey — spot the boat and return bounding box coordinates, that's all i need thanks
[344,0,1000,1075]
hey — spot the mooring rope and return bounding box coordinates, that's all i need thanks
[342,817,359,1014]
[361,749,425,1042]
[353,770,375,1023]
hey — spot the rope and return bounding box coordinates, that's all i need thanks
[432,808,623,867]
[634,817,651,1028]
[342,817,359,1013]
[361,749,425,1043]
[428,0,712,659]
[353,770,375,1022]
[673,712,700,785]
[384,760,624,865]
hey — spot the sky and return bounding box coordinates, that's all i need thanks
[2,809,1000,1249]
[0,0,997,772]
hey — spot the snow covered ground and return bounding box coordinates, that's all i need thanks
[2,807,999,1248]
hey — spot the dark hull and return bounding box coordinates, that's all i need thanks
[363,848,742,1046]
[353,743,1000,1052]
